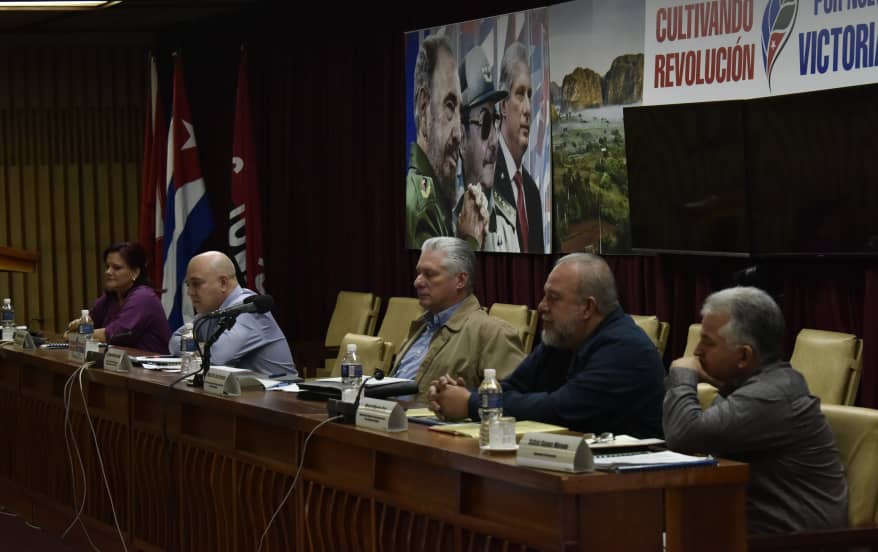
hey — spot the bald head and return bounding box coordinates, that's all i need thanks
[185,251,240,314]
[190,251,236,278]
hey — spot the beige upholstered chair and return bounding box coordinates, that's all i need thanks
[630,314,670,357]
[325,291,382,347]
[822,404,878,527]
[790,329,864,406]
[683,323,702,357]
[696,383,719,410]
[323,291,381,374]
[750,404,878,550]
[488,303,538,353]
[377,297,424,359]
[325,333,392,378]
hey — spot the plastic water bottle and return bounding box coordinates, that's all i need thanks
[339,343,362,403]
[79,309,94,340]
[478,368,503,447]
[1,298,14,328]
[179,322,198,372]
[1,298,14,341]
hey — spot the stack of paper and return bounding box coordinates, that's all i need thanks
[594,450,716,472]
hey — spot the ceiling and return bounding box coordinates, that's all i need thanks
[0,0,260,33]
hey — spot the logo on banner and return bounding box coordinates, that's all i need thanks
[761,0,799,89]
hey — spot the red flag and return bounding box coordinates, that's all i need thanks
[138,53,167,286]
[229,46,266,293]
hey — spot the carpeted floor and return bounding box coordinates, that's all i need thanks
[0,511,74,551]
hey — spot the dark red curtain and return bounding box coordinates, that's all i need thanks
[160,6,878,407]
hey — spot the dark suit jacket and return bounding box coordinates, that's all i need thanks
[464,307,666,438]
[494,154,544,253]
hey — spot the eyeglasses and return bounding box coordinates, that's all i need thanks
[464,108,500,141]
[584,432,614,444]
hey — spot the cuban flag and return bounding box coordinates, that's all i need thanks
[162,53,214,329]
[229,46,266,294]
[138,53,168,286]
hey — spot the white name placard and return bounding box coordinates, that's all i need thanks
[68,334,100,362]
[1,327,14,342]
[104,347,132,373]
[356,398,407,433]
[13,329,35,350]
[204,366,257,396]
[516,432,593,473]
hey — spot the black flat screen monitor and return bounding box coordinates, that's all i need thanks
[746,84,878,257]
[624,100,750,256]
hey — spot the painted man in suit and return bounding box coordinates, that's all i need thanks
[494,41,544,253]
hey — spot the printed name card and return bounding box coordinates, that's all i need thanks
[13,329,35,350]
[103,347,132,373]
[516,432,594,473]
[68,334,100,362]
[356,398,408,433]
[203,366,257,396]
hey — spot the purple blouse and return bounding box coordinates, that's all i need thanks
[90,284,171,354]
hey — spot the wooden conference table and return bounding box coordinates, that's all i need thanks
[0,346,749,551]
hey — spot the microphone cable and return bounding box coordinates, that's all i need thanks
[77,363,128,552]
[255,414,343,552]
[59,362,130,552]
[61,362,100,551]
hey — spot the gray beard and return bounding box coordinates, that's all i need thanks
[541,318,577,349]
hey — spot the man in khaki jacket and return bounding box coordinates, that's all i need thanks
[391,237,525,399]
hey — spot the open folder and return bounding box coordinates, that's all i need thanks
[428,420,567,438]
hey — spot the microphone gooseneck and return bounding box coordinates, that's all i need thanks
[328,368,385,424]
[351,369,384,413]
[189,294,273,388]
[202,294,274,320]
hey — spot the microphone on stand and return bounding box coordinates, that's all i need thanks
[327,369,385,424]
[190,294,274,388]
[201,294,274,319]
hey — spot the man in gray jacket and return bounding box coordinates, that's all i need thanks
[664,286,848,534]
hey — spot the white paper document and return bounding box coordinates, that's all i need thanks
[315,376,411,387]
[594,450,716,472]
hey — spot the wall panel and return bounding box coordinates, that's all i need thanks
[0,47,145,334]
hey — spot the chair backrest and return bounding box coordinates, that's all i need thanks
[324,291,382,348]
[684,323,702,357]
[525,308,538,353]
[820,404,878,526]
[488,303,537,353]
[790,329,863,406]
[630,314,670,357]
[697,383,719,410]
[377,297,424,358]
[330,333,393,377]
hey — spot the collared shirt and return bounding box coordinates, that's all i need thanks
[394,301,463,381]
[498,132,523,217]
[168,286,296,378]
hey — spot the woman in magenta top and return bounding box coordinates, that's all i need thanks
[67,241,171,353]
